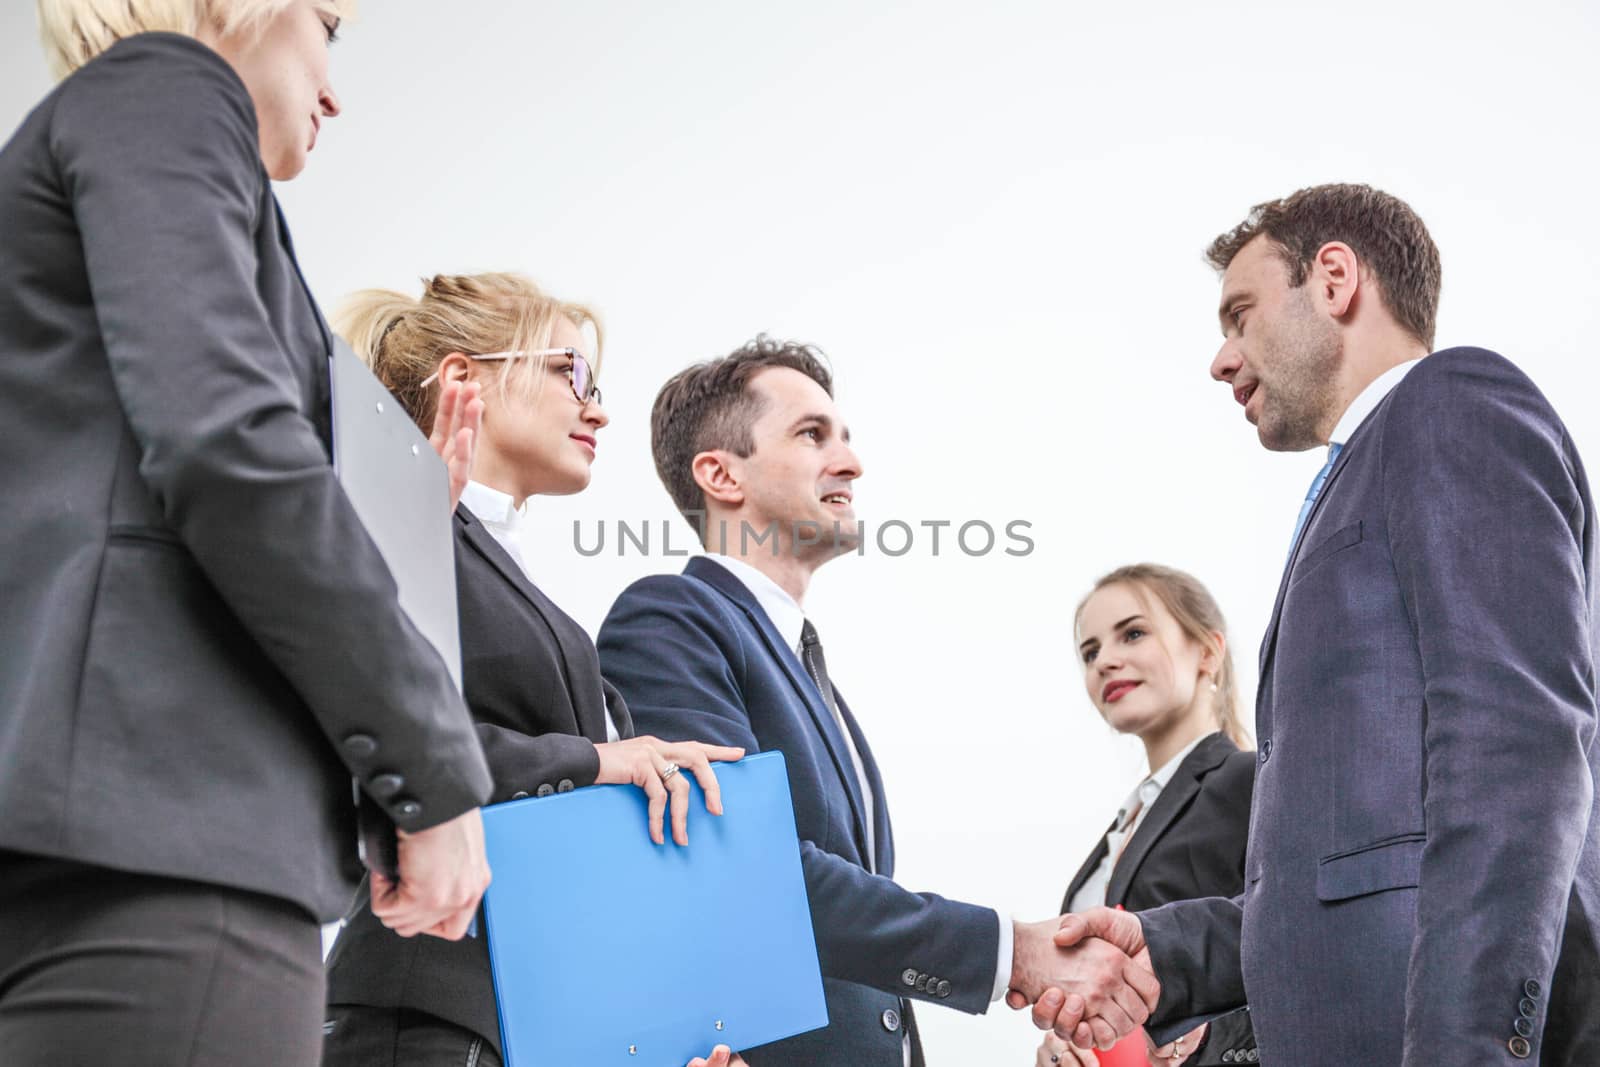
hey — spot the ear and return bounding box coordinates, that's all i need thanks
[692,450,744,508]
[1311,241,1360,319]
[435,351,476,387]
[1200,629,1227,676]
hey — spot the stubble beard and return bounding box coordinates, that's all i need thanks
[1255,291,1342,453]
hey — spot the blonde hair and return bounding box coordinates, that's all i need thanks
[1075,563,1252,748]
[334,272,603,434]
[38,0,357,80]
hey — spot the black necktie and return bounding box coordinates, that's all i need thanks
[800,619,842,721]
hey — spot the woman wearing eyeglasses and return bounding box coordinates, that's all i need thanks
[321,272,747,1067]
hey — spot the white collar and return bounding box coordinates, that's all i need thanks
[1329,358,1422,456]
[460,480,525,534]
[1115,732,1209,830]
[703,554,807,653]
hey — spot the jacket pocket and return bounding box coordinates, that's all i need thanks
[1290,520,1363,586]
[1316,833,1424,902]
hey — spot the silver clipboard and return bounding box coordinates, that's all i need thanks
[328,337,462,691]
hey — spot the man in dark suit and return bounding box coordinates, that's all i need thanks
[1037,184,1599,1064]
[598,337,1159,1065]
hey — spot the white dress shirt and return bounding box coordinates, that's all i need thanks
[1067,734,1208,916]
[703,553,1014,1021]
[1329,358,1422,459]
[460,481,620,742]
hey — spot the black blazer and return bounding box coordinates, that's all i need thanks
[1060,732,1257,1065]
[326,504,634,1052]
[0,33,488,920]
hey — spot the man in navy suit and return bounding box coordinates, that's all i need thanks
[1035,184,1600,1064]
[598,337,1159,1065]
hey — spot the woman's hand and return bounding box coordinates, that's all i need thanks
[1037,1031,1098,1066]
[427,378,483,511]
[1148,1022,1206,1066]
[687,1045,747,1067]
[594,735,745,845]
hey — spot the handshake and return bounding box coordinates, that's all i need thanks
[1004,908,1188,1062]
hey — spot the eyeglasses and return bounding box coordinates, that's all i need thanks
[419,347,602,406]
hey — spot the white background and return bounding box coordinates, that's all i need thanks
[5,2,1599,1061]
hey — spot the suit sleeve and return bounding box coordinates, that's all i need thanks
[472,724,601,804]
[1139,894,1247,1032]
[51,41,489,831]
[1144,750,1257,1049]
[1381,351,1595,1061]
[598,576,1001,1013]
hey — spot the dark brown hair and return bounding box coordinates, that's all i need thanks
[1206,183,1441,349]
[1075,563,1251,749]
[650,334,833,527]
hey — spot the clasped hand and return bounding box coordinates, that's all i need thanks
[1006,907,1160,1050]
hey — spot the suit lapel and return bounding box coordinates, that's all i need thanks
[1061,828,1114,914]
[1105,733,1235,905]
[686,557,872,854]
[458,507,607,741]
[836,688,894,875]
[1256,399,1389,681]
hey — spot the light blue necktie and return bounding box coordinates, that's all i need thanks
[1288,442,1344,564]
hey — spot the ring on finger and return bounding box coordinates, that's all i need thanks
[660,761,680,784]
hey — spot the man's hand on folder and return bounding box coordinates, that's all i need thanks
[428,377,484,512]
[1004,912,1160,1051]
[686,1044,747,1067]
[370,807,491,940]
[595,736,746,846]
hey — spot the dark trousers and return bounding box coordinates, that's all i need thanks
[0,849,324,1066]
[322,1005,502,1067]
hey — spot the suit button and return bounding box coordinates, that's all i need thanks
[1247,1052,1258,1063]
[1221,1052,1234,1064]
[1259,739,1273,763]
[369,773,404,799]
[901,968,918,988]
[536,784,555,798]
[557,779,575,793]
[1515,1017,1534,1038]
[914,974,928,992]
[1519,997,1537,1018]
[394,798,421,820]
[936,980,951,998]
[1524,978,1542,998]
[881,1008,901,1033]
[1509,1035,1532,1058]
[343,734,378,760]
[511,791,530,800]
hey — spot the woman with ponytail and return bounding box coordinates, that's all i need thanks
[322,272,746,1067]
[1040,565,1257,1067]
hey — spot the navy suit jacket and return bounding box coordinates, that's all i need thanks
[1139,348,1600,1064]
[598,556,999,1065]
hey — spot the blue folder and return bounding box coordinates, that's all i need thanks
[481,751,828,1066]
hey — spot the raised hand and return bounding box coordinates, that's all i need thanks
[595,735,745,845]
[369,806,491,940]
[427,377,483,511]
[1007,917,1160,1050]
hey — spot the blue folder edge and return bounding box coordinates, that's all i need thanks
[481,751,828,1066]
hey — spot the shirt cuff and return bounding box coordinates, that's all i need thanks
[990,910,1014,1002]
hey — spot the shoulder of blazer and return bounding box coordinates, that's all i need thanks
[1195,745,1257,814]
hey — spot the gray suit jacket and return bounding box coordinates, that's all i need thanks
[1139,348,1600,1063]
[0,33,490,921]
